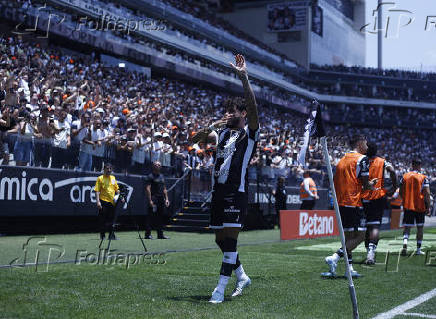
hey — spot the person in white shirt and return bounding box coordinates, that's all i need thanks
[91,120,106,172]
[152,131,163,163]
[71,112,91,170]
[50,109,71,169]
[162,132,173,166]
[131,130,147,175]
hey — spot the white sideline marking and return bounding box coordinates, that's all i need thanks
[372,288,436,319]
[400,313,436,318]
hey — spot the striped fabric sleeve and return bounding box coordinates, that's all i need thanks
[357,155,369,177]
[422,177,430,191]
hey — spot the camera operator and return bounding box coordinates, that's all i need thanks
[34,104,53,167]
[0,106,18,165]
[144,161,170,239]
[94,162,122,240]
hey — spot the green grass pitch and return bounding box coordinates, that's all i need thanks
[0,228,435,319]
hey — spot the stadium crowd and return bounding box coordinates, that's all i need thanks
[7,0,436,105]
[0,36,435,185]
[311,64,436,81]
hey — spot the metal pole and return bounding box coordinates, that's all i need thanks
[306,5,312,71]
[321,137,359,319]
[378,0,383,70]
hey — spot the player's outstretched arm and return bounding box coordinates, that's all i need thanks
[230,54,259,131]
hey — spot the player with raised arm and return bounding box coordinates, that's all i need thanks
[192,54,259,304]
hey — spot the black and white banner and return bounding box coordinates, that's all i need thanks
[0,166,148,216]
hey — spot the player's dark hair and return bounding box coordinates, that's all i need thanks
[349,135,366,149]
[104,162,113,168]
[223,97,246,113]
[412,158,422,167]
[366,142,377,158]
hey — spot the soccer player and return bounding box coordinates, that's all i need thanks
[300,170,319,210]
[324,135,377,277]
[192,54,259,303]
[400,159,431,256]
[362,142,397,264]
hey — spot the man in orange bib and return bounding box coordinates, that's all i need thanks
[324,135,377,277]
[400,159,431,256]
[300,170,319,210]
[361,142,397,264]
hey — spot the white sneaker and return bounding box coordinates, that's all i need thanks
[209,288,224,304]
[231,276,251,297]
[415,250,425,256]
[366,250,375,265]
[325,256,338,275]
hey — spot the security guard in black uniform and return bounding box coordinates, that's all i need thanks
[144,161,170,239]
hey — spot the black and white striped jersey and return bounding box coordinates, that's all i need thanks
[213,125,259,192]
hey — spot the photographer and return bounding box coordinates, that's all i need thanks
[114,134,132,174]
[34,104,52,167]
[0,106,18,165]
[94,162,122,240]
[11,103,36,167]
[144,161,170,239]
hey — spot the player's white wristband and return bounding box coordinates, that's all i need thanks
[114,194,120,202]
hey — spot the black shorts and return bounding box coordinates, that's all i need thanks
[340,206,366,232]
[209,185,247,229]
[363,197,386,227]
[403,210,425,227]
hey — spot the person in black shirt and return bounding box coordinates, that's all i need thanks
[144,161,170,239]
[192,54,259,303]
[0,106,18,165]
[272,177,287,228]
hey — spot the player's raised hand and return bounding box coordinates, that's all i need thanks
[230,54,247,79]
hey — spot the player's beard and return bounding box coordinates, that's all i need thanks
[226,116,242,129]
